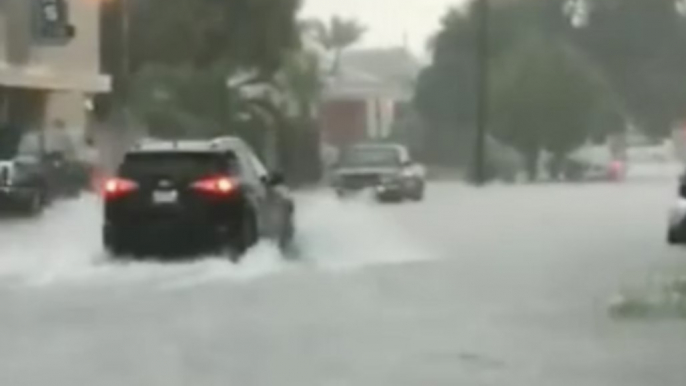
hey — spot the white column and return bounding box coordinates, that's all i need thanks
[365,97,376,139]
[43,90,87,139]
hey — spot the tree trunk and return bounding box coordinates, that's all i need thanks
[524,149,539,182]
[548,154,566,181]
[331,50,342,75]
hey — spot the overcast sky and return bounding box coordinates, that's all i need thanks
[300,0,467,57]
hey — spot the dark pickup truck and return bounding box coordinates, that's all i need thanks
[331,143,426,202]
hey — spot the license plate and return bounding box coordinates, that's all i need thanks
[152,190,178,204]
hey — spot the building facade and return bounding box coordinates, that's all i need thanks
[320,48,420,149]
[0,0,110,151]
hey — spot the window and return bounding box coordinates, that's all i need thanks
[120,152,238,179]
[248,152,269,179]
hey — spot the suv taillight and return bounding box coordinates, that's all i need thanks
[191,176,236,195]
[103,177,138,199]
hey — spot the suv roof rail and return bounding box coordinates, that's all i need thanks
[211,136,245,148]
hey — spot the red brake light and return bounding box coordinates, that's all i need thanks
[103,177,138,198]
[192,176,236,195]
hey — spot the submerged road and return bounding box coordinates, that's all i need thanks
[0,174,685,386]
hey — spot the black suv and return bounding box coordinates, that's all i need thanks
[103,137,295,261]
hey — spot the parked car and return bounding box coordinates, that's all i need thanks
[0,155,49,215]
[331,143,426,202]
[102,137,295,261]
[553,146,626,182]
[668,171,686,245]
[18,132,91,197]
[0,132,90,216]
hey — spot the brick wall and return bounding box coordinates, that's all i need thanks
[320,99,367,147]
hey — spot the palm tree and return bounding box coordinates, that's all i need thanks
[279,50,324,118]
[303,16,366,75]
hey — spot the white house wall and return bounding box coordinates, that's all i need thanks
[44,90,87,132]
[0,0,110,142]
[0,0,110,92]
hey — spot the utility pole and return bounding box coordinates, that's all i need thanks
[119,0,131,106]
[473,0,490,185]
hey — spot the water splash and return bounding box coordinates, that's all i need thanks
[0,191,435,290]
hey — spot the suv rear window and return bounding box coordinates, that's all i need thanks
[120,152,238,179]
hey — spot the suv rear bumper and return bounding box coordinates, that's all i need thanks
[104,219,242,255]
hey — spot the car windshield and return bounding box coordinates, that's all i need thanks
[339,147,401,168]
[16,134,41,157]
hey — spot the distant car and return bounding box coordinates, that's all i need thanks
[102,137,295,261]
[560,146,626,182]
[668,173,686,245]
[331,143,426,202]
[561,158,626,182]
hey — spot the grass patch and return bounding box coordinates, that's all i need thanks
[609,277,686,320]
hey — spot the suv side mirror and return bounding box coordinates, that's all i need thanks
[264,171,285,186]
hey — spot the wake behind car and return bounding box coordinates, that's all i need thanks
[331,143,426,202]
[103,137,295,261]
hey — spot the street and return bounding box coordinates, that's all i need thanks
[1,173,686,386]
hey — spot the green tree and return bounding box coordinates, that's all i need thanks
[279,49,323,118]
[490,35,620,178]
[104,0,304,132]
[573,0,686,137]
[128,0,301,73]
[413,8,478,166]
[129,63,236,138]
[100,0,302,109]
[413,0,625,176]
[100,0,327,183]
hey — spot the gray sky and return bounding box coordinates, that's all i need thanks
[300,0,467,56]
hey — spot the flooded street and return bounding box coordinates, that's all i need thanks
[1,178,685,386]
